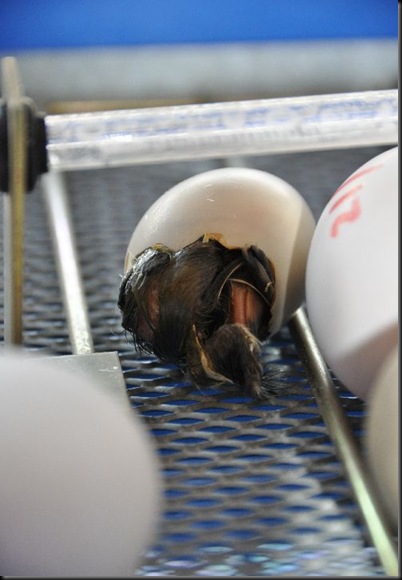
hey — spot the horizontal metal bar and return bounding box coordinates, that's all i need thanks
[45,90,398,171]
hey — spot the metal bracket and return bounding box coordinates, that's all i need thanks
[0,58,48,194]
[1,57,48,344]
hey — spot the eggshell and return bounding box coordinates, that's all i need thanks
[0,349,162,577]
[365,344,399,530]
[305,147,398,399]
[125,167,315,336]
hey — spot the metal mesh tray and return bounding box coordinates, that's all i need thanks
[0,146,395,576]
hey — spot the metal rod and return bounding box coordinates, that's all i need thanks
[41,171,94,355]
[45,89,398,171]
[2,57,26,345]
[288,307,398,577]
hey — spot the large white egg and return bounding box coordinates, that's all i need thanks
[0,350,162,577]
[365,344,399,531]
[305,147,398,399]
[125,167,316,336]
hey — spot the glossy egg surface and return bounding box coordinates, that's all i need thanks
[365,344,399,530]
[0,350,162,577]
[305,147,398,399]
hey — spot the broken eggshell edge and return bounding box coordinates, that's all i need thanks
[124,167,316,337]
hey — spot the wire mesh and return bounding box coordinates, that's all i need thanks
[0,146,393,576]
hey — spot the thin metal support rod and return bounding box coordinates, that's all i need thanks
[41,171,94,355]
[288,307,398,577]
[2,57,27,345]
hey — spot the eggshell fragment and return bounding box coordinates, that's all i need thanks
[125,167,315,336]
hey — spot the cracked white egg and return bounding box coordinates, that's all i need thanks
[125,167,316,337]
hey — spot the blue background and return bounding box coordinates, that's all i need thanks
[0,0,397,51]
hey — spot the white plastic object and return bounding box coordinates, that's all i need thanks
[305,146,398,399]
[125,167,316,336]
[0,350,162,577]
[45,90,398,171]
[365,344,399,530]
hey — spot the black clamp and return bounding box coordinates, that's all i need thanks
[0,60,48,194]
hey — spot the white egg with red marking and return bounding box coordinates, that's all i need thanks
[305,147,398,399]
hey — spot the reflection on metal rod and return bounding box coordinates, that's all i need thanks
[2,57,26,345]
[41,171,94,355]
[288,307,398,577]
[46,89,398,172]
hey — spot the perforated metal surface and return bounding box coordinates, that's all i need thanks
[0,147,391,576]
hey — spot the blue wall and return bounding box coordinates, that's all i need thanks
[1,0,397,51]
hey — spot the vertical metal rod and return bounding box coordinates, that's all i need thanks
[41,171,94,355]
[2,58,26,345]
[288,307,398,577]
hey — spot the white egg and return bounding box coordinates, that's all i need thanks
[125,167,316,336]
[0,349,162,577]
[305,147,398,399]
[365,344,399,531]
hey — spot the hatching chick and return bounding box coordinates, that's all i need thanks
[118,234,275,398]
